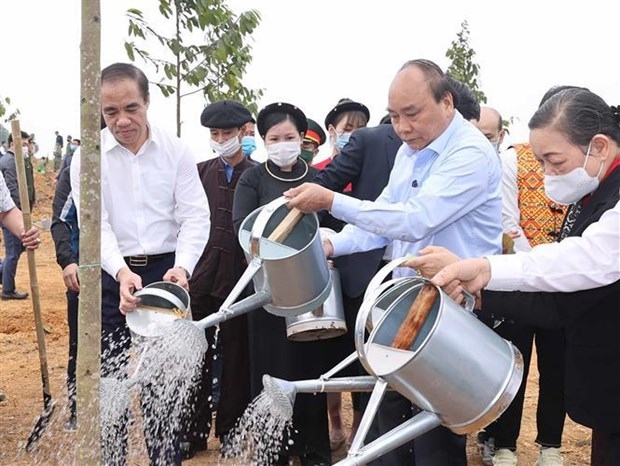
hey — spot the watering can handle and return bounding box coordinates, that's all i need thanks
[365,256,475,312]
[363,256,414,302]
[355,276,413,376]
[133,287,187,311]
[249,196,300,258]
[461,290,476,313]
[268,207,304,243]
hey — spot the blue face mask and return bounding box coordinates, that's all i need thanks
[241,136,256,156]
[335,132,351,151]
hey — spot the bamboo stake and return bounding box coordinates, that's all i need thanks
[11,120,55,451]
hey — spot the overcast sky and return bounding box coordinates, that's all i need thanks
[1,0,618,162]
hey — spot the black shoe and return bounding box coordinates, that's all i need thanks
[180,442,194,460]
[64,413,77,432]
[0,392,6,402]
[1,290,29,300]
[180,439,208,460]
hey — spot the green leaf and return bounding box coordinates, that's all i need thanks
[123,0,263,134]
[124,42,136,61]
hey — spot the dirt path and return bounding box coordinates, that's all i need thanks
[0,170,591,465]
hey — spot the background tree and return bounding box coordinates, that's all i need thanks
[1,97,20,148]
[1,95,20,121]
[445,20,487,105]
[446,21,514,130]
[77,0,102,462]
[125,0,262,136]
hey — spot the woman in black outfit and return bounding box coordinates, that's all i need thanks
[232,102,334,466]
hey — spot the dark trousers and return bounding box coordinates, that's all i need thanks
[319,293,368,411]
[1,226,25,293]
[482,320,566,450]
[181,292,251,441]
[66,289,79,416]
[592,431,620,466]
[343,293,366,412]
[181,292,216,445]
[367,391,466,466]
[214,299,251,436]
[101,254,182,466]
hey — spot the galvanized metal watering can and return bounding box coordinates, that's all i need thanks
[263,257,524,465]
[126,197,332,337]
[285,259,347,341]
[126,281,192,337]
[284,228,347,342]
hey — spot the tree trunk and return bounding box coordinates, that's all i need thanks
[175,0,182,137]
[76,1,102,463]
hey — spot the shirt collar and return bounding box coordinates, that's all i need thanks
[102,125,155,155]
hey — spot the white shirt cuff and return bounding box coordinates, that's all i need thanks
[106,256,128,281]
[174,253,195,277]
[486,254,524,291]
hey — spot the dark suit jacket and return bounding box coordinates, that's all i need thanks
[313,124,402,298]
[482,167,620,432]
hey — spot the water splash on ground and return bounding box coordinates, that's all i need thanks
[99,319,207,465]
[222,386,294,465]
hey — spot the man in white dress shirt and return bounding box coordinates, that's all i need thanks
[71,62,210,465]
[286,58,503,466]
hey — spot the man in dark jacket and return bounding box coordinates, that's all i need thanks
[180,99,255,458]
[0,130,35,300]
[50,155,80,431]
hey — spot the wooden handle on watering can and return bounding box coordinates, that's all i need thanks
[391,283,438,350]
[267,207,304,243]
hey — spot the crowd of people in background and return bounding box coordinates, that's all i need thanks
[1,58,618,466]
[0,127,78,301]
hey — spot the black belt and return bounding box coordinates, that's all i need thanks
[124,252,175,267]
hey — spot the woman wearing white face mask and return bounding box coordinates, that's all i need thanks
[316,97,369,450]
[233,102,317,217]
[232,102,338,466]
[314,98,369,173]
[407,88,620,466]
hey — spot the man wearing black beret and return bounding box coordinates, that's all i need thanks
[181,99,255,458]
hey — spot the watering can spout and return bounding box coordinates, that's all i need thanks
[261,374,379,418]
[195,291,272,331]
[262,375,296,419]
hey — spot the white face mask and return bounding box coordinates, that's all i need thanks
[21,145,30,157]
[210,135,241,158]
[266,141,301,167]
[543,142,603,205]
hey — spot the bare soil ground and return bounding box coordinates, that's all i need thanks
[0,170,591,465]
